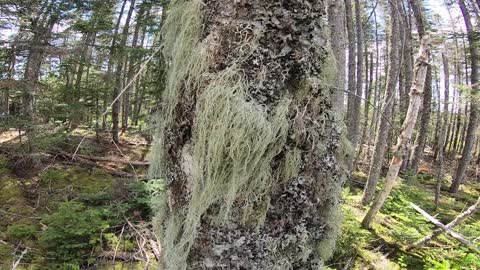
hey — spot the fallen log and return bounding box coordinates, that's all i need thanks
[409,202,480,253]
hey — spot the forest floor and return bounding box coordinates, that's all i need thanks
[1,127,480,269]
[329,161,480,270]
[0,126,159,269]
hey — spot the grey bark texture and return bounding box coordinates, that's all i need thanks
[149,0,345,269]
[362,35,430,229]
[408,0,432,174]
[344,0,358,173]
[328,0,346,113]
[112,0,136,143]
[361,0,401,206]
[450,0,480,193]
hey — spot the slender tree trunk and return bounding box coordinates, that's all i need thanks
[408,0,432,174]
[436,52,450,207]
[345,0,358,172]
[368,10,380,160]
[122,5,144,132]
[361,1,401,206]
[450,0,480,193]
[362,35,430,228]
[112,0,136,143]
[357,51,374,165]
[103,0,127,130]
[328,0,346,113]
[150,0,344,267]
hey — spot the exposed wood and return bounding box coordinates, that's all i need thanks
[362,35,430,228]
[407,197,480,250]
[409,201,480,253]
[361,0,401,206]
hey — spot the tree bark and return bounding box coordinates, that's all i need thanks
[122,4,145,132]
[328,0,346,113]
[361,0,401,206]
[408,0,432,174]
[362,35,430,228]
[450,0,480,193]
[345,0,358,173]
[112,0,136,143]
[150,0,345,268]
[435,51,450,207]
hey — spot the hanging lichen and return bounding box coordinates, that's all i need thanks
[148,0,208,180]
[149,0,346,269]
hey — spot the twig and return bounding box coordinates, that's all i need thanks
[12,247,28,270]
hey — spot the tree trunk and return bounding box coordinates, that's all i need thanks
[435,51,450,207]
[450,0,480,193]
[408,0,432,174]
[149,0,345,268]
[361,0,401,206]
[112,0,136,143]
[362,35,430,228]
[345,0,357,172]
[122,4,144,132]
[328,0,346,113]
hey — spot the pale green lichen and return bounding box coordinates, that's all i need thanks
[149,0,345,268]
[148,0,208,179]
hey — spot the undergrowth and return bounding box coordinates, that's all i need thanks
[330,176,480,270]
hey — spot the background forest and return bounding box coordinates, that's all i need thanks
[0,0,479,269]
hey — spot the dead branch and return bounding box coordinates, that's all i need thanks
[407,197,480,250]
[409,202,480,253]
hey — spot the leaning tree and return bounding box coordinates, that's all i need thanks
[148,0,347,269]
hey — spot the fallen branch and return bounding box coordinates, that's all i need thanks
[409,202,480,253]
[12,248,28,270]
[407,197,480,250]
[75,154,149,166]
[57,152,135,178]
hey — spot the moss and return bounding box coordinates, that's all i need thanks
[0,243,13,268]
[39,166,113,197]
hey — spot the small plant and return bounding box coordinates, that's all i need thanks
[6,224,37,241]
[39,201,109,264]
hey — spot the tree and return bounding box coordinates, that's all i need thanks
[436,51,450,207]
[328,0,346,112]
[408,0,433,174]
[361,0,402,206]
[362,35,430,229]
[149,0,345,268]
[345,0,358,172]
[112,0,136,143]
[450,0,480,193]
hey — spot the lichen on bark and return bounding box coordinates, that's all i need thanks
[148,0,345,269]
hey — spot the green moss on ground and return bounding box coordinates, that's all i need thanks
[331,176,480,270]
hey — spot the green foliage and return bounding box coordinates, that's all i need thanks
[39,201,109,263]
[6,224,37,241]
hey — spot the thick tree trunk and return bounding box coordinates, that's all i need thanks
[450,0,480,193]
[149,0,345,268]
[408,0,432,174]
[362,35,430,228]
[361,0,401,206]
